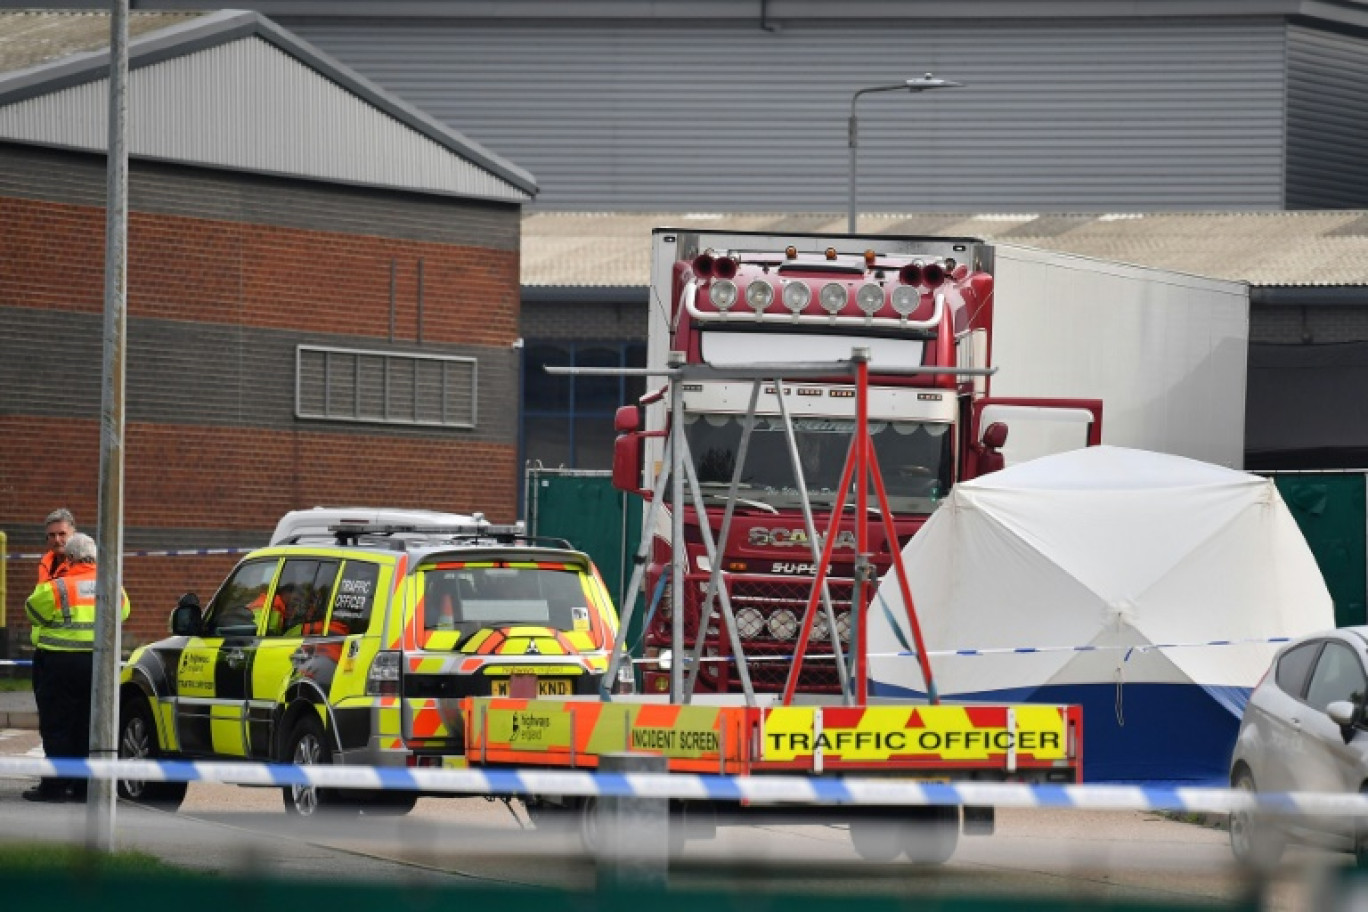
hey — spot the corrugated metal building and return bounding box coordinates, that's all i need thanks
[0,10,536,644]
[31,0,1368,213]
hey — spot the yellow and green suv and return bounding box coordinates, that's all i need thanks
[116,514,622,815]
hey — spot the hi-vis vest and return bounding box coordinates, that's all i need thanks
[25,565,130,652]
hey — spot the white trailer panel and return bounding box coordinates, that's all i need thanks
[988,244,1249,469]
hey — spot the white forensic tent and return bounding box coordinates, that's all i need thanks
[867,446,1334,783]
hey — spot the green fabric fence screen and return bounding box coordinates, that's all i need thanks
[1269,472,1367,628]
[525,468,645,654]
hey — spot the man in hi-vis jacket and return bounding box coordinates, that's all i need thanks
[24,532,130,802]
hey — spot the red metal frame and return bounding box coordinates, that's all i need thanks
[781,356,939,707]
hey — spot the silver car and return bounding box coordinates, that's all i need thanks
[1229,627,1368,866]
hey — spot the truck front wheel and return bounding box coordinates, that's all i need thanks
[849,812,903,863]
[899,805,959,864]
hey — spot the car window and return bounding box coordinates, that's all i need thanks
[330,560,380,636]
[420,564,593,635]
[1275,641,1322,698]
[1304,642,1368,713]
[204,559,279,636]
[264,559,340,637]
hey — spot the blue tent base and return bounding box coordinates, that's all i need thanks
[869,679,1247,786]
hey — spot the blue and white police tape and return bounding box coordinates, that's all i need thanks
[2,547,256,561]
[633,636,1295,666]
[0,659,32,667]
[0,756,1356,818]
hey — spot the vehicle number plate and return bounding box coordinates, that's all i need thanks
[491,677,572,697]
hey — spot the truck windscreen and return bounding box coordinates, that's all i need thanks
[684,414,952,513]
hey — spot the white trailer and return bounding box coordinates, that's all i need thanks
[972,244,1249,469]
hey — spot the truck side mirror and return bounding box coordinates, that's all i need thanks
[612,406,649,496]
[977,422,1009,475]
[614,405,641,433]
[613,428,647,496]
[170,593,202,636]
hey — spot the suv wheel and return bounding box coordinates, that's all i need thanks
[116,696,188,811]
[281,713,346,817]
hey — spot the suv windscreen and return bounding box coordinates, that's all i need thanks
[420,565,594,638]
[204,559,278,636]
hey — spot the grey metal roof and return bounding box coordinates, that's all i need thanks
[521,211,1368,289]
[0,9,537,202]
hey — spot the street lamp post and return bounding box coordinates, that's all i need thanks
[848,73,964,233]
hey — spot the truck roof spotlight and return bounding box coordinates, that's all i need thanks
[745,280,774,314]
[783,281,811,314]
[710,279,738,311]
[856,283,884,316]
[820,282,847,315]
[891,285,921,316]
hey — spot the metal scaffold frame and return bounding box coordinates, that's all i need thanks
[549,348,941,708]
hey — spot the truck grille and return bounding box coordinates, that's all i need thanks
[684,574,855,694]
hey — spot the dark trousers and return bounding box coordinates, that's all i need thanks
[32,649,94,797]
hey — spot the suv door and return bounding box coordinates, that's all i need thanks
[176,557,279,756]
[248,557,341,759]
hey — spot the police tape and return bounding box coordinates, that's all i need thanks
[0,755,1359,818]
[0,660,32,667]
[634,637,1294,666]
[2,547,256,561]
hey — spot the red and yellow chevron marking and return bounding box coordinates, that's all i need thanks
[404,697,459,740]
[460,626,576,656]
[385,554,409,650]
[760,704,1075,766]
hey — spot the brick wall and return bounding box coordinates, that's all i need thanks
[0,151,523,638]
[5,553,242,650]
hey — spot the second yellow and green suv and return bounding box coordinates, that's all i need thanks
[116,515,623,815]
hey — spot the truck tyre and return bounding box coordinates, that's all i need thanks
[1230,769,1284,868]
[849,813,903,863]
[578,795,600,854]
[281,713,350,817]
[116,696,188,811]
[899,805,959,864]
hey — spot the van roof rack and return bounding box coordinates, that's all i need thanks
[327,522,572,551]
